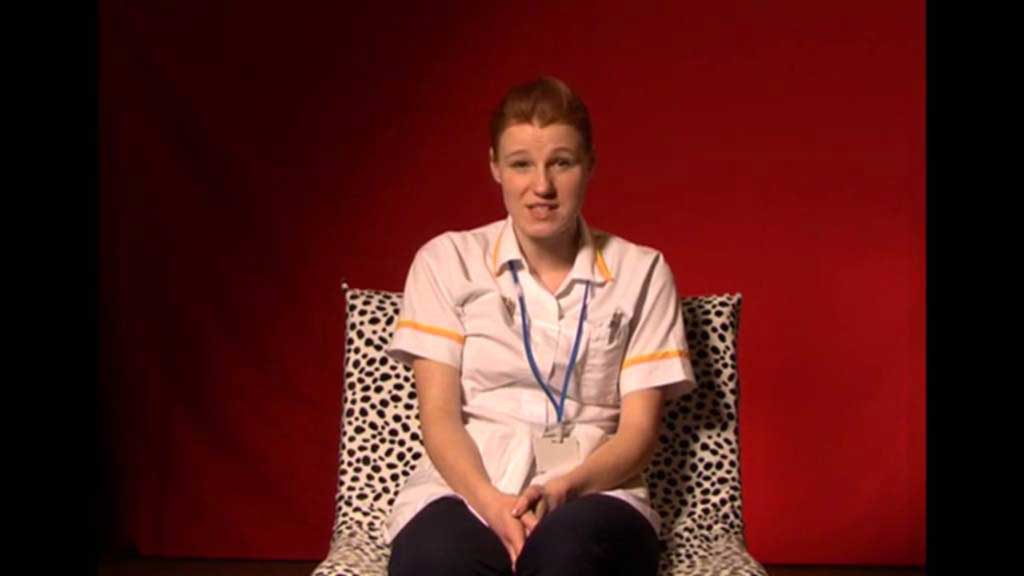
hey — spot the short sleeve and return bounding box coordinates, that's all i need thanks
[619,253,697,400]
[386,238,466,370]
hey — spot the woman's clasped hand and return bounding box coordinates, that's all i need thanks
[477,477,574,567]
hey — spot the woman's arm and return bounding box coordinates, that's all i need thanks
[514,386,666,529]
[561,386,665,496]
[412,357,528,564]
[413,357,494,503]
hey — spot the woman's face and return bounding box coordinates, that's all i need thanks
[490,121,592,248]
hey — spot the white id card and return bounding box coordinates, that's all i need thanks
[532,433,580,474]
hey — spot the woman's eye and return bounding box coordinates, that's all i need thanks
[511,160,531,169]
[552,158,575,169]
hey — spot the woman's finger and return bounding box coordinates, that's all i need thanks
[504,542,518,570]
[505,519,525,568]
[539,481,568,516]
[534,498,548,522]
[511,485,543,517]
[510,495,529,517]
[520,510,539,536]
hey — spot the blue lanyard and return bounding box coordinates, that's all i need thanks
[509,264,591,424]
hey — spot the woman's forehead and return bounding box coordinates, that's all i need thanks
[499,122,582,152]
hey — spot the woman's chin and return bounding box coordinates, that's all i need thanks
[513,215,574,244]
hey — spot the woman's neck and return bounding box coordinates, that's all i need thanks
[513,219,580,278]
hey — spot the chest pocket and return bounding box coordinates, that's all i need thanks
[460,291,522,392]
[573,309,632,406]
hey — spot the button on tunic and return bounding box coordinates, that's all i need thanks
[384,216,696,543]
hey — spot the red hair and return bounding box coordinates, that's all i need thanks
[489,76,595,169]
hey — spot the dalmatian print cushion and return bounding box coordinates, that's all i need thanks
[313,289,768,576]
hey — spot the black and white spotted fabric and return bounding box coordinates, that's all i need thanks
[312,289,768,576]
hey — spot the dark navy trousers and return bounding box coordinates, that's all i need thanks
[388,493,661,576]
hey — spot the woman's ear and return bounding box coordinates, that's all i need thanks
[489,147,501,184]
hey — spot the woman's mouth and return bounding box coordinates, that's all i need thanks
[527,204,557,219]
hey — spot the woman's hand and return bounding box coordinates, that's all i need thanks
[511,476,576,536]
[476,490,528,568]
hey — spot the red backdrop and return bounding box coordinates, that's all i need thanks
[98,0,924,565]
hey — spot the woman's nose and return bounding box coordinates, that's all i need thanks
[531,169,555,195]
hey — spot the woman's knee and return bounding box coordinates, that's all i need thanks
[515,494,661,576]
[388,497,511,576]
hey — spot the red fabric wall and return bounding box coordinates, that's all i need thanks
[98,0,924,565]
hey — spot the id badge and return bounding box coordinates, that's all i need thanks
[532,431,580,474]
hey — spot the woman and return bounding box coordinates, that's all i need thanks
[385,76,696,576]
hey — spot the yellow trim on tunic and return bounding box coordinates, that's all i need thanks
[621,348,689,370]
[395,320,466,345]
[595,248,614,282]
[491,224,505,275]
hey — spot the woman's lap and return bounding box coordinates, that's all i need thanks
[388,494,661,576]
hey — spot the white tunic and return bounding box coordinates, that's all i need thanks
[384,215,696,543]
